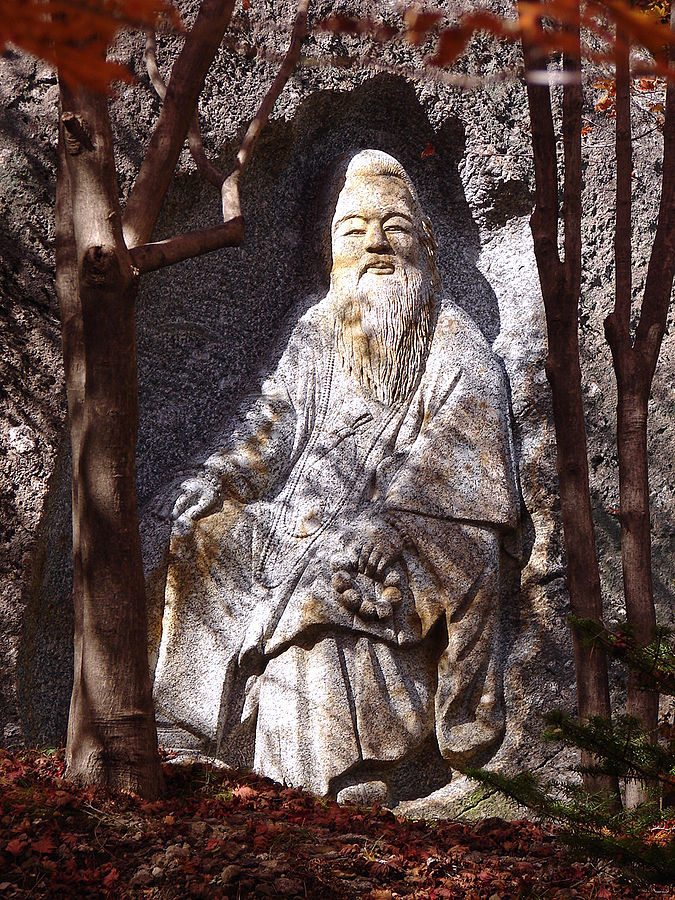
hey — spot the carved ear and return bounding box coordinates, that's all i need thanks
[421,217,442,292]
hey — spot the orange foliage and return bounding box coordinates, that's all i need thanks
[320,1,675,74]
[0,0,177,90]
[4,1,671,90]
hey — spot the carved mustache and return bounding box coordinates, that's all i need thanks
[358,256,398,278]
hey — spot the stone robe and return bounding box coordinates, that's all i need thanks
[153,295,519,798]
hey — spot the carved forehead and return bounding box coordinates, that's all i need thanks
[332,175,417,226]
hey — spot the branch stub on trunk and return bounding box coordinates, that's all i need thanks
[82,244,123,288]
[62,112,95,155]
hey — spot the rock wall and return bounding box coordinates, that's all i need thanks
[0,56,63,747]
[1,1,673,810]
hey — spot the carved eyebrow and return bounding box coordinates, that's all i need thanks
[333,214,366,229]
[383,212,415,225]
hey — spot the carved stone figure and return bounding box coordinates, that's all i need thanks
[153,150,519,804]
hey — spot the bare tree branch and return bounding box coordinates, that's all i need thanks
[604,12,675,807]
[144,30,167,102]
[187,119,225,188]
[224,35,526,89]
[562,44,582,309]
[129,216,243,274]
[521,55,561,281]
[221,0,310,219]
[145,30,224,188]
[636,17,675,376]
[129,0,310,269]
[609,30,632,342]
[123,0,237,249]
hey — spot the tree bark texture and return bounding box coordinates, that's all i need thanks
[56,83,162,798]
[520,15,616,797]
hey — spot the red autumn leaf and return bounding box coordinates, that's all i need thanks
[0,0,181,92]
[512,860,536,874]
[373,23,399,42]
[138,800,165,812]
[431,10,509,68]
[205,837,222,852]
[404,9,443,45]
[595,90,615,112]
[318,13,398,42]
[421,143,436,158]
[318,14,372,36]
[233,785,257,801]
[6,837,27,856]
[31,836,56,854]
[51,790,72,807]
[430,26,472,66]
[242,0,251,8]
[102,867,120,887]
[404,9,443,32]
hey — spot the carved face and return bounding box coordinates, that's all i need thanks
[331,175,424,286]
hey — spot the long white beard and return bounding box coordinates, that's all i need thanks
[330,266,437,406]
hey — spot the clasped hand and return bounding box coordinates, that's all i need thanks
[330,520,404,622]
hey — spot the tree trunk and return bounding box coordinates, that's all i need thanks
[617,386,658,704]
[544,308,616,796]
[604,31,659,809]
[603,341,660,809]
[56,83,162,797]
[521,23,617,797]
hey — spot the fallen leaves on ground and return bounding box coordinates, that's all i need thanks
[0,748,670,898]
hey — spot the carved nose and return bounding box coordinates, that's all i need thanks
[365,222,390,253]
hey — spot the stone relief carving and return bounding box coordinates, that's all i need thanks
[153,149,520,805]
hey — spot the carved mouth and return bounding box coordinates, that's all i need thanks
[362,261,395,276]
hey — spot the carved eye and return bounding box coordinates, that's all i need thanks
[384,218,411,234]
[344,228,366,236]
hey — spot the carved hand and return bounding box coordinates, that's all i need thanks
[171,473,223,528]
[344,518,403,578]
[330,520,405,621]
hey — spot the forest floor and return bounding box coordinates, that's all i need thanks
[0,749,672,899]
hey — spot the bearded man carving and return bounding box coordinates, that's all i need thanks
[153,150,520,804]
